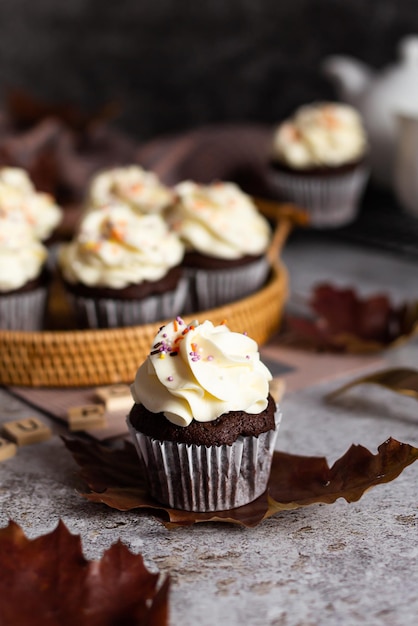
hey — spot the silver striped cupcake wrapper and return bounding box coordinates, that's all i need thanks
[183,255,270,312]
[70,277,188,328]
[127,408,282,512]
[269,165,369,228]
[0,287,47,330]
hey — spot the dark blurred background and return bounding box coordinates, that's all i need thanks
[1,0,417,141]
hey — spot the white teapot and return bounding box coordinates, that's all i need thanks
[322,35,418,188]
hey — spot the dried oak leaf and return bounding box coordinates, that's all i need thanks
[327,367,418,401]
[63,437,418,528]
[0,519,169,626]
[284,283,418,353]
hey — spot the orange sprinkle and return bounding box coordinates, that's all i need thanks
[191,343,197,352]
[221,319,227,325]
[173,319,178,332]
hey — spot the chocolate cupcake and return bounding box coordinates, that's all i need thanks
[58,203,187,328]
[0,215,49,330]
[168,181,272,311]
[127,318,282,512]
[269,102,369,228]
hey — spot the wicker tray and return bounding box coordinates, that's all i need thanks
[0,201,305,387]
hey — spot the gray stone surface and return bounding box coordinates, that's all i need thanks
[1,237,418,625]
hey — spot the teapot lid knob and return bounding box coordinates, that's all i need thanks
[398,35,418,63]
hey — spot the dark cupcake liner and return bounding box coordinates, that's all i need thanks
[269,163,369,228]
[0,287,48,331]
[127,407,282,512]
[183,255,270,312]
[69,277,188,328]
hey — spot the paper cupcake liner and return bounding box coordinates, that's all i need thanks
[183,255,270,312]
[70,277,188,328]
[0,286,47,331]
[127,408,282,512]
[269,164,369,228]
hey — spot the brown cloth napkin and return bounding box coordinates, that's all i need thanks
[136,122,274,197]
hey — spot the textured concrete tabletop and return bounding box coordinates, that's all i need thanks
[1,234,417,626]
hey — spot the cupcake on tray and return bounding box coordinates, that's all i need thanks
[127,317,282,511]
[169,181,272,311]
[58,203,187,328]
[0,167,62,241]
[269,102,369,228]
[86,165,175,216]
[0,213,49,330]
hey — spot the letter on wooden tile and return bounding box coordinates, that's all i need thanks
[2,417,52,445]
[67,404,107,431]
[95,384,133,412]
[0,436,17,461]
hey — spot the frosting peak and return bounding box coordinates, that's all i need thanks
[59,203,184,289]
[272,102,367,169]
[0,215,47,291]
[87,165,175,214]
[131,318,272,427]
[0,167,62,240]
[169,181,271,259]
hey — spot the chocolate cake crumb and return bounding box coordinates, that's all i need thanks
[128,393,276,447]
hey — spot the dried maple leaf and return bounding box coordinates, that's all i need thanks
[63,437,418,528]
[327,367,418,401]
[284,283,418,353]
[0,519,169,626]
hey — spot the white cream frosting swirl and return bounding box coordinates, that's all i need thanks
[169,181,271,260]
[0,167,62,240]
[87,165,175,214]
[59,203,184,289]
[131,318,272,427]
[272,102,367,169]
[0,215,47,292]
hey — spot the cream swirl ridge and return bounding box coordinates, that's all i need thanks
[87,165,175,214]
[59,203,184,289]
[0,215,47,291]
[170,181,271,259]
[0,167,62,240]
[272,102,367,169]
[131,318,273,427]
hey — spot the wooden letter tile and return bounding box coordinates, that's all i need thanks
[67,404,107,431]
[0,436,17,461]
[95,384,133,412]
[2,417,52,446]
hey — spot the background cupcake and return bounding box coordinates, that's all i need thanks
[127,317,281,512]
[0,167,62,241]
[169,181,272,311]
[0,214,49,330]
[269,102,369,228]
[86,165,175,215]
[58,203,186,328]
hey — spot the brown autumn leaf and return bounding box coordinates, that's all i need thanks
[0,519,169,626]
[283,283,418,353]
[63,436,418,528]
[327,367,418,402]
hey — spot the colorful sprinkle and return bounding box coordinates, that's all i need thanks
[169,351,178,357]
[207,355,214,361]
[167,376,173,381]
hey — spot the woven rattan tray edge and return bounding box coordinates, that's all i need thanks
[0,200,304,387]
